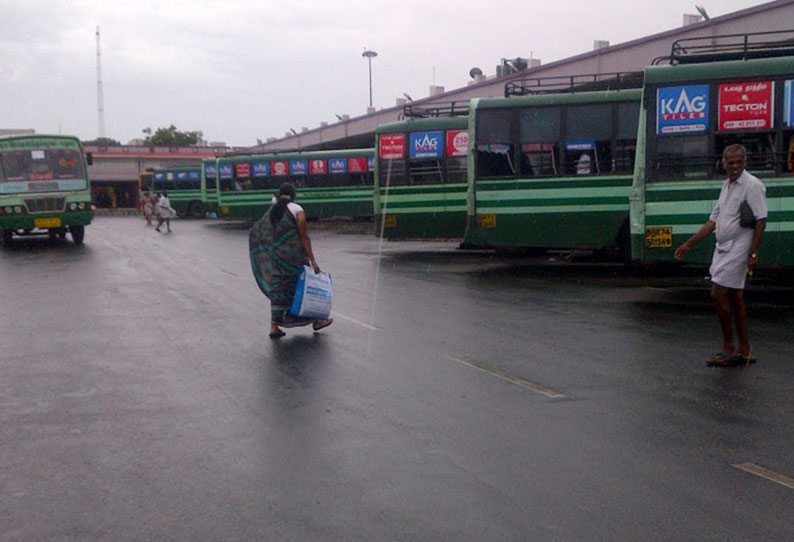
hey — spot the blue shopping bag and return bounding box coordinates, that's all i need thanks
[290,266,333,319]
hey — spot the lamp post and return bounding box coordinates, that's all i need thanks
[362,49,378,108]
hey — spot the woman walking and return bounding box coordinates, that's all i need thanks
[249,183,332,339]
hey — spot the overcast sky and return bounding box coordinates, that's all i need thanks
[0,0,772,146]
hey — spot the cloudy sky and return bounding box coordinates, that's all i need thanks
[0,0,770,146]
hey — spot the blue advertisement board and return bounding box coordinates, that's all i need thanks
[219,164,233,179]
[565,140,595,151]
[154,172,165,181]
[189,171,200,181]
[329,158,348,174]
[289,160,308,176]
[785,80,794,127]
[367,156,375,172]
[204,163,217,177]
[410,131,444,159]
[253,161,270,177]
[657,84,710,134]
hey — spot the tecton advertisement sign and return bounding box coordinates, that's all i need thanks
[718,81,774,131]
[446,130,469,157]
[410,131,444,159]
[657,84,710,134]
[348,157,367,173]
[235,163,251,178]
[379,134,406,159]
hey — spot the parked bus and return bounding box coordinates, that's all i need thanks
[149,167,204,217]
[215,148,374,221]
[200,158,219,216]
[630,30,794,267]
[0,134,93,245]
[374,103,469,239]
[462,73,643,255]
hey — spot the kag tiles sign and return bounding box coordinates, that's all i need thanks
[657,84,710,134]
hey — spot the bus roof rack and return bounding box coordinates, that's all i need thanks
[652,29,794,65]
[402,101,470,119]
[504,71,644,97]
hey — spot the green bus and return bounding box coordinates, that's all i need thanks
[149,166,204,217]
[0,134,93,246]
[200,158,219,216]
[630,30,794,267]
[462,74,643,255]
[215,148,374,221]
[374,103,469,239]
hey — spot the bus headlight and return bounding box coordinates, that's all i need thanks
[69,203,77,211]
[77,202,85,210]
[13,206,22,214]
[3,207,10,214]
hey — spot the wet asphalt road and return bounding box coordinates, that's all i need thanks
[1,216,793,541]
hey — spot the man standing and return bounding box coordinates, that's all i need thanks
[674,144,767,366]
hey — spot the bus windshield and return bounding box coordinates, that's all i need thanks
[0,147,87,192]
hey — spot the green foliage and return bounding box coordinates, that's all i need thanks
[142,125,203,146]
[82,137,121,146]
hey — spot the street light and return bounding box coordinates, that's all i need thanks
[362,48,378,108]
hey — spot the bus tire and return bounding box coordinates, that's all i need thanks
[71,225,85,245]
[189,201,203,218]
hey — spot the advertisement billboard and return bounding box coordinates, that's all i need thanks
[272,161,288,177]
[657,84,710,134]
[309,159,327,175]
[235,163,251,178]
[329,158,348,174]
[252,161,270,177]
[348,157,367,173]
[219,164,233,179]
[718,81,774,131]
[289,160,308,176]
[379,134,406,159]
[446,130,469,157]
[410,131,444,159]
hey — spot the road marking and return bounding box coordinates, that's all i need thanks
[333,312,380,331]
[732,463,794,490]
[221,268,239,277]
[447,356,565,399]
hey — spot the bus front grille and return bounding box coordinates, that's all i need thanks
[25,198,66,213]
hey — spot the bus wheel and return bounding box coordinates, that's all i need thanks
[1,229,12,247]
[48,230,58,241]
[189,201,203,218]
[59,228,67,239]
[71,225,85,245]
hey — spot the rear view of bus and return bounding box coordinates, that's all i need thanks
[464,73,642,255]
[0,134,93,246]
[374,102,469,239]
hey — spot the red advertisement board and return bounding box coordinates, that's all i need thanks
[235,163,250,178]
[719,81,774,131]
[446,130,469,157]
[348,157,367,173]
[309,159,327,175]
[272,161,288,176]
[379,134,406,159]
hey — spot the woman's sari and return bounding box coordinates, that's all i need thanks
[249,206,309,324]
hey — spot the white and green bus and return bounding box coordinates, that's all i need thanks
[0,134,93,246]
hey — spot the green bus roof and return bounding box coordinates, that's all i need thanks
[218,148,373,164]
[375,116,468,134]
[473,88,642,111]
[644,56,794,85]
[0,134,82,150]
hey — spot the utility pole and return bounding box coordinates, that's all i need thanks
[96,26,106,138]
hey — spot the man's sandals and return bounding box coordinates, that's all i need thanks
[706,352,757,367]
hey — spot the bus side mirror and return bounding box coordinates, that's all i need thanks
[85,152,93,166]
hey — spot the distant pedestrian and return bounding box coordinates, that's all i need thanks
[155,191,176,233]
[143,192,154,226]
[674,144,767,367]
[249,182,332,339]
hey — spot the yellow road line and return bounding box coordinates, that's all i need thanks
[732,463,794,490]
[333,312,380,331]
[448,356,565,399]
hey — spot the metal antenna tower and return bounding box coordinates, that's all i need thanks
[96,26,106,138]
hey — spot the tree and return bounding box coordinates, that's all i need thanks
[82,137,121,146]
[142,125,203,146]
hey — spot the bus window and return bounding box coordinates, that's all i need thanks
[715,132,776,173]
[653,135,710,181]
[476,109,515,178]
[564,104,611,175]
[379,158,408,186]
[520,107,560,176]
[447,156,467,183]
[409,159,443,184]
[51,150,84,179]
[291,175,309,189]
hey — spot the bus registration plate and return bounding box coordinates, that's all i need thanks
[645,226,672,248]
[384,215,397,229]
[35,217,62,229]
[477,214,496,229]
